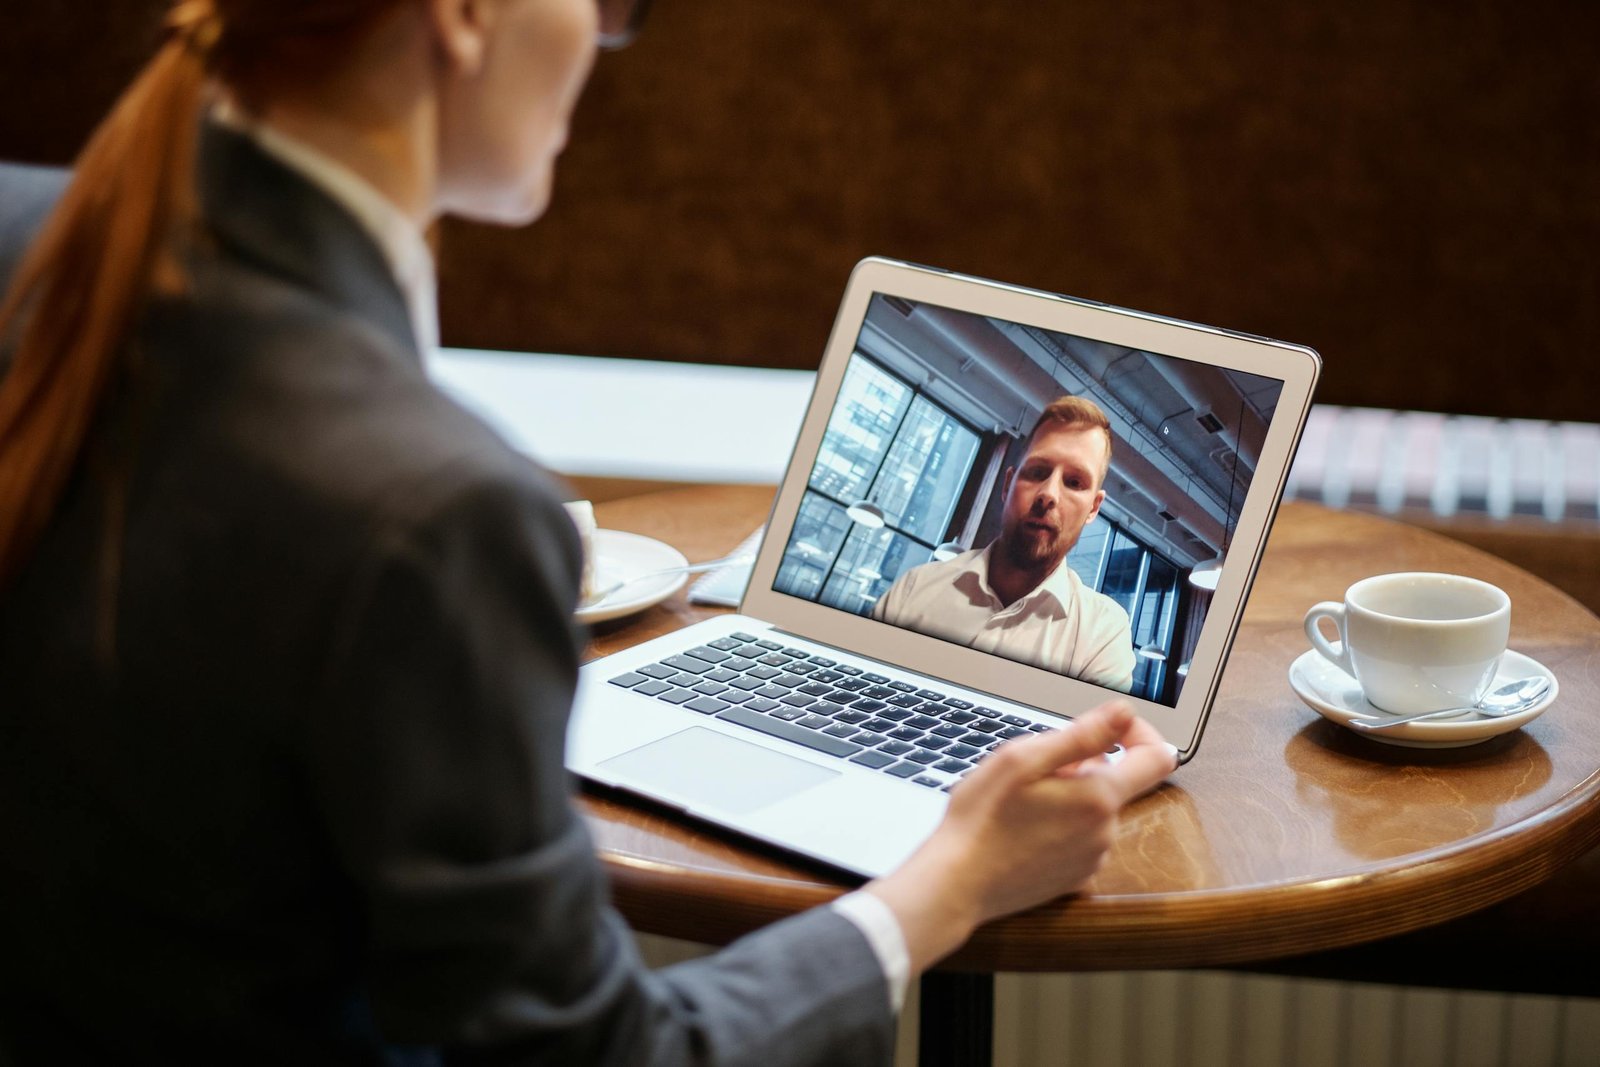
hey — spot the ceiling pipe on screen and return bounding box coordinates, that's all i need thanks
[1143,358,1268,475]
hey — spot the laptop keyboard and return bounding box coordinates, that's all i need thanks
[606,632,1060,791]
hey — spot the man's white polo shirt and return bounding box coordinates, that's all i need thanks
[871,546,1136,692]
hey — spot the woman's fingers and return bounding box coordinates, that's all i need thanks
[1095,739,1178,803]
[1116,710,1169,751]
[972,701,1135,784]
[900,704,1178,935]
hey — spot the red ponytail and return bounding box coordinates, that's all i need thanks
[0,30,209,588]
[0,0,403,590]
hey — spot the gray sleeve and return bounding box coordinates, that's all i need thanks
[307,469,894,1067]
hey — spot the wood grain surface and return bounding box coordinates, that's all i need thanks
[578,485,1600,972]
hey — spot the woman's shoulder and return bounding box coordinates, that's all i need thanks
[138,271,572,557]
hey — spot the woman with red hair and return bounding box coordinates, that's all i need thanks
[0,2,1174,1062]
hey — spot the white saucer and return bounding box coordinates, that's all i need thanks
[576,530,690,625]
[1288,648,1559,749]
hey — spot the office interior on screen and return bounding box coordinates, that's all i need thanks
[773,295,1283,706]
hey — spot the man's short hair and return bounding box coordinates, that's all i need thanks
[1026,395,1113,485]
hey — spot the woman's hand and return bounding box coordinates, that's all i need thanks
[863,701,1176,973]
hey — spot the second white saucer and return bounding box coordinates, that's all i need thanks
[576,530,690,624]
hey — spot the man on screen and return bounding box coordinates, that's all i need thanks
[871,396,1136,692]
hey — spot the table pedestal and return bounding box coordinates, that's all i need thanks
[919,972,994,1067]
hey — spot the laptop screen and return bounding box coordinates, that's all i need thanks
[769,292,1285,710]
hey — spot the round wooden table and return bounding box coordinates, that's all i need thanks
[579,485,1600,1062]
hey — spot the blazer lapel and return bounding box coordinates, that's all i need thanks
[195,122,420,359]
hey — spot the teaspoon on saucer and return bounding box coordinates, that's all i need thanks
[583,552,753,608]
[1349,675,1552,731]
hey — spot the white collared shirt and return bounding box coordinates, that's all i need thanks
[211,100,440,356]
[873,545,1136,692]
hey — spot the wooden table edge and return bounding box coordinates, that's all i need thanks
[604,765,1600,971]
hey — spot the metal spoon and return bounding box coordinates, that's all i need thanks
[582,552,754,608]
[1349,675,1551,731]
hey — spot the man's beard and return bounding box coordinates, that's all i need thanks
[1001,516,1071,574]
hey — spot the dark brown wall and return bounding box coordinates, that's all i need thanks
[4,2,1597,420]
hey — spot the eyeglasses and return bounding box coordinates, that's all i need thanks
[597,0,653,49]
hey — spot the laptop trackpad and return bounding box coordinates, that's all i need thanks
[598,727,838,815]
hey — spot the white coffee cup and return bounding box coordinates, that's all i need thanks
[1303,572,1510,714]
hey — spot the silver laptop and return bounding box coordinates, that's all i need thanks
[566,257,1321,877]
